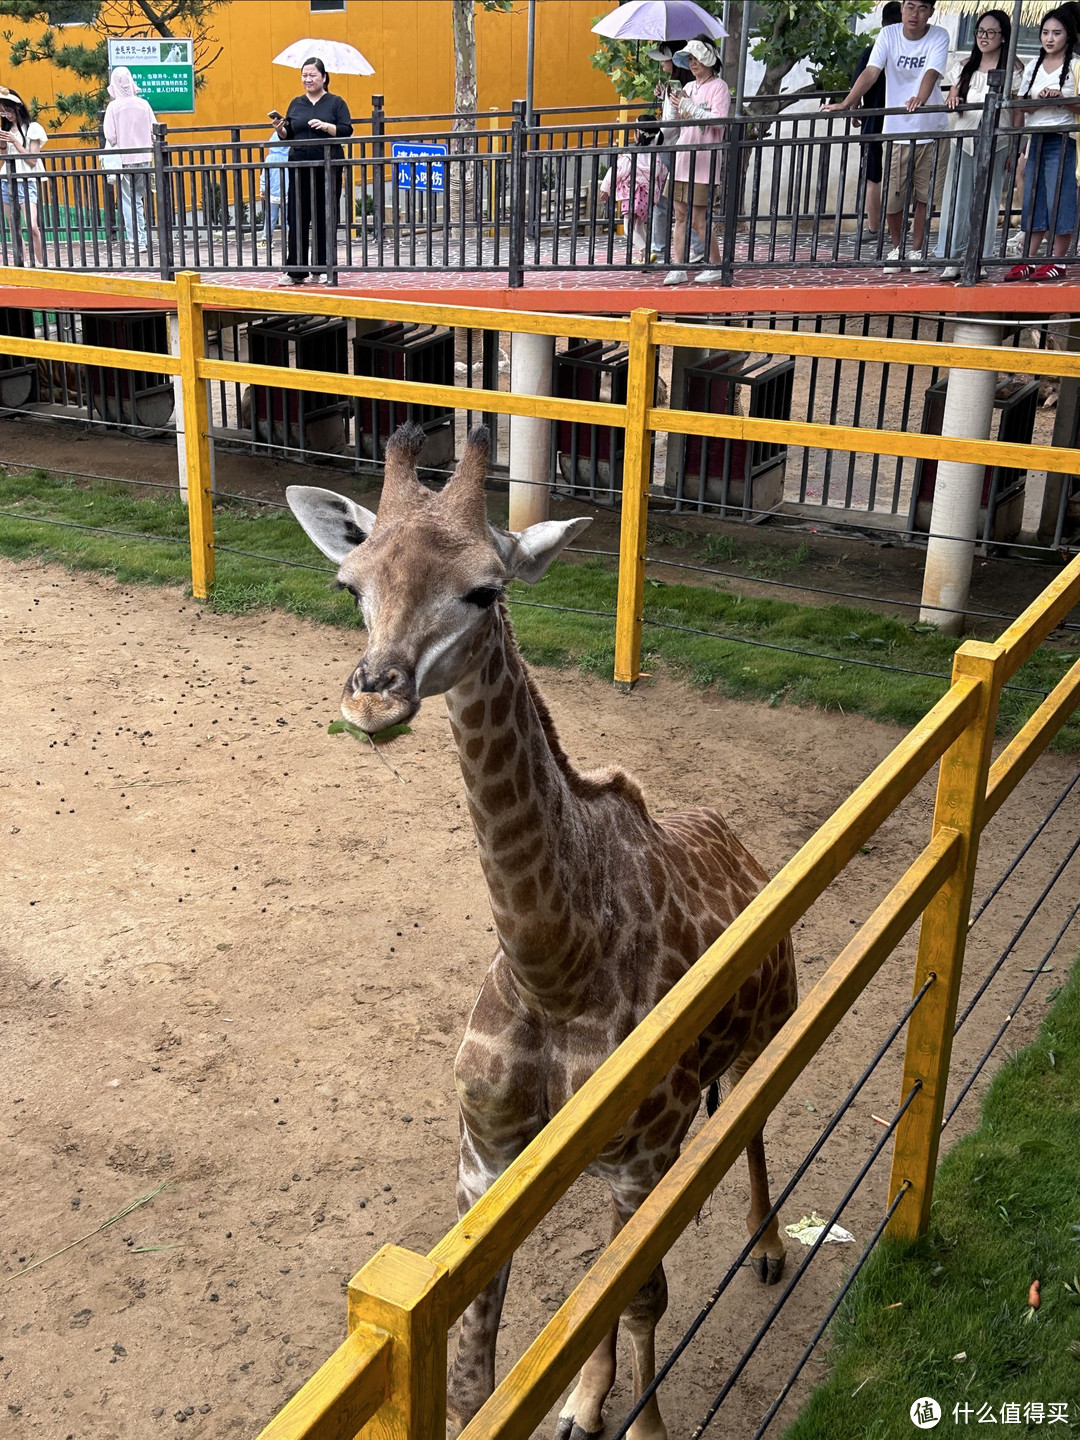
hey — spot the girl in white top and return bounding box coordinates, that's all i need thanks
[934,9,1023,277]
[1007,7,1080,281]
[0,85,46,266]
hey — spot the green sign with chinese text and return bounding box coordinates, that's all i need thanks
[106,37,195,114]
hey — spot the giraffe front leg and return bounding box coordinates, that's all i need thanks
[554,1193,669,1440]
[446,1126,516,1436]
[554,1198,622,1440]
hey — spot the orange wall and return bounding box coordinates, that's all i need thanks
[5,0,621,136]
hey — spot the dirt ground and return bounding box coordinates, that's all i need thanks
[2,560,1077,1440]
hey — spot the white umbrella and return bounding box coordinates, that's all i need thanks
[591,1,727,42]
[272,38,375,76]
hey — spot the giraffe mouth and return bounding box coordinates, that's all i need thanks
[339,686,418,735]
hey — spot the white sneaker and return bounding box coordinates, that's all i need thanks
[694,268,725,284]
[883,246,902,274]
[940,264,960,280]
[663,269,688,286]
[909,249,929,273]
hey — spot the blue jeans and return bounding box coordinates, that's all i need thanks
[1022,132,1077,236]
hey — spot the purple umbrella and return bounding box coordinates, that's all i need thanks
[591,0,727,42]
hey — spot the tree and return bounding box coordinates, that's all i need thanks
[451,0,513,129]
[591,0,875,108]
[0,0,224,128]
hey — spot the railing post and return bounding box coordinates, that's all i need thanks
[349,1244,448,1440]
[372,93,386,253]
[152,122,174,279]
[508,99,526,288]
[614,308,657,690]
[719,112,741,287]
[175,270,214,599]
[324,145,338,285]
[886,639,1006,1240]
[961,68,1003,288]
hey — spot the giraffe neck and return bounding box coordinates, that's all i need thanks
[444,606,590,1006]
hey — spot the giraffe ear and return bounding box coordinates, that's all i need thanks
[286,486,378,563]
[491,516,592,584]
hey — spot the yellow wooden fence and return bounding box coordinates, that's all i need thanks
[1,267,1079,1437]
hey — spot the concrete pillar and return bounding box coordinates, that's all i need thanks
[170,312,215,502]
[508,331,555,531]
[919,318,1004,635]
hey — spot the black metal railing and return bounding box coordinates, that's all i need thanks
[2,81,1077,287]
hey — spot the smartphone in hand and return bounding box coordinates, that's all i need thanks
[268,110,282,121]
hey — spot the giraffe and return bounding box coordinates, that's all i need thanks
[287,422,798,1440]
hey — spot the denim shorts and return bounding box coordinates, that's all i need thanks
[1,176,38,209]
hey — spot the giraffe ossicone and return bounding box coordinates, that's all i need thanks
[287,422,798,1440]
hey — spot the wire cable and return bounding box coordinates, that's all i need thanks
[944,890,1080,1130]
[749,1181,913,1439]
[968,768,1080,931]
[0,508,189,545]
[611,976,934,1440]
[638,613,1050,698]
[954,826,1080,1037]
[689,1082,922,1439]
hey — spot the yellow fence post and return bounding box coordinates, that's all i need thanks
[349,1244,448,1440]
[175,270,214,599]
[886,639,1006,1241]
[614,308,657,691]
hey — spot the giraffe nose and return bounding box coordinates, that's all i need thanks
[349,660,412,698]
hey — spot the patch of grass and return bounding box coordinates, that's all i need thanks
[2,468,1078,748]
[783,960,1080,1438]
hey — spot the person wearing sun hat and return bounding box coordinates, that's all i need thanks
[646,41,704,265]
[659,35,730,285]
[0,85,46,266]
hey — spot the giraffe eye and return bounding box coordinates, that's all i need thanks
[463,586,501,608]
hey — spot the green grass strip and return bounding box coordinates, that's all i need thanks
[1,468,1079,749]
[783,961,1080,1438]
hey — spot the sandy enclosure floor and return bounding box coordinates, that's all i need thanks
[2,562,1076,1440]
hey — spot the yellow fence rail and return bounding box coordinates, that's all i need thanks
[1,267,1079,1438]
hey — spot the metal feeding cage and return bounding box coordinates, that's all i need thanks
[910,377,1039,544]
[351,322,456,470]
[246,314,351,460]
[666,351,796,519]
[0,308,38,410]
[80,311,175,433]
[551,339,629,506]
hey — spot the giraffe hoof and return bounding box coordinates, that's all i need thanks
[750,1252,786,1285]
[553,1422,603,1440]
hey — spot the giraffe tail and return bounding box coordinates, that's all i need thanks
[706,1080,720,1117]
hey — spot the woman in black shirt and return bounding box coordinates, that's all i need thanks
[272,57,353,284]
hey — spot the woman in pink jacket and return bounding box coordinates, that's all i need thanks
[103,66,155,256]
[661,37,730,286]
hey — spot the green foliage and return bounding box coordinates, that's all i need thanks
[783,962,1080,1438]
[591,0,876,103]
[753,0,877,96]
[2,467,1079,750]
[0,0,224,129]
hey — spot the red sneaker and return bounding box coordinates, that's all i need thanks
[1003,263,1036,282]
[1031,262,1068,281]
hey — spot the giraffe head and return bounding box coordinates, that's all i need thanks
[287,422,591,734]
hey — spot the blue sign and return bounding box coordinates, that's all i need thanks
[392,143,447,193]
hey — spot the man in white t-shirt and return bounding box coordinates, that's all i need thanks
[825,0,949,271]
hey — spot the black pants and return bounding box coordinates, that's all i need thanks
[285,162,344,279]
